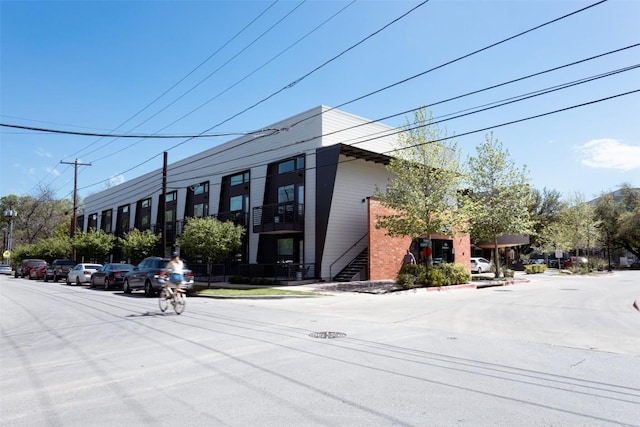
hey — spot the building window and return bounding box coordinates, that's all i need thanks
[278,184,295,203]
[88,213,98,231]
[230,195,243,212]
[193,182,209,195]
[278,238,293,256]
[166,192,176,202]
[278,156,304,175]
[193,203,205,218]
[101,209,112,233]
[142,199,150,208]
[230,172,249,186]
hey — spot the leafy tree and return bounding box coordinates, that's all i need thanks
[373,108,468,265]
[119,229,160,264]
[464,133,533,278]
[178,217,244,286]
[554,192,600,256]
[73,230,115,263]
[1,189,72,246]
[527,187,562,251]
[617,207,640,258]
[32,236,72,261]
[595,184,640,259]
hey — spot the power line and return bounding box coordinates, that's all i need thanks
[0,123,280,139]
[25,1,280,196]
[86,0,605,193]
[79,82,638,209]
[75,60,638,204]
[285,0,610,130]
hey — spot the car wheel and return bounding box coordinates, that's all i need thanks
[76,277,82,286]
[54,274,58,282]
[90,278,95,289]
[123,280,132,294]
[104,278,110,291]
[144,281,154,297]
[66,276,71,285]
[44,274,48,282]
[477,267,482,273]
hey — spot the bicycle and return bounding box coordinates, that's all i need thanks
[159,285,186,315]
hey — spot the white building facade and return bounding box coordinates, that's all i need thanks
[81,106,397,281]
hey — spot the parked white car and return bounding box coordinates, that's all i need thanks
[470,257,492,273]
[66,263,103,285]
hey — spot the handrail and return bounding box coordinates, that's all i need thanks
[329,233,368,279]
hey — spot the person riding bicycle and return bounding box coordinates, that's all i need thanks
[164,252,185,295]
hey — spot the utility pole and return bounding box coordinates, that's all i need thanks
[61,159,92,259]
[162,152,168,256]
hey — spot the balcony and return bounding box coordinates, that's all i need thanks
[253,203,304,234]
[215,210,249,227]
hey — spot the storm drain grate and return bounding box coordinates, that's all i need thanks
[309,331,347,339]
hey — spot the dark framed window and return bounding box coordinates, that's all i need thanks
[230,172,249,186]
[230,195,243,212]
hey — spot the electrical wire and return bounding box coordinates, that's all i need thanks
[78,70,638,208]
[0,123,280,139]
[83,0,604,195]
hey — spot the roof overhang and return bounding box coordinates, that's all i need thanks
[339,144,391,165]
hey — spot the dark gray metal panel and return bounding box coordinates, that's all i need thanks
[315,145,341,276]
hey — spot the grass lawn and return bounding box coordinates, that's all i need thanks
[193,286,320,297]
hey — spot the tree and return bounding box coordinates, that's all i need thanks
[72,230,115,263]
[177,217,245,286]
[119,229,160,264]
[595,184,640,260]
[32,236,73,261]
[464,133,533,278]
[554,192,599,256]
[1,189,72,246]
[373,108,469,265]
[527,187,563,251]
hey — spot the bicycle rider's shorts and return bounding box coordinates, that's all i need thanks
[170,273,184,284]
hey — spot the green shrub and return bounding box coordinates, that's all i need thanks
[425,269,445,287]
[396,263,470,289]
[588,257,607,271]
[525,264,546,274]
[396,273,417,289]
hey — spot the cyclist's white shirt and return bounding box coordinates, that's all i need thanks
[167,259,184,275]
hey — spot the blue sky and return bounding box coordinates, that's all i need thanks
[1,0,638,203]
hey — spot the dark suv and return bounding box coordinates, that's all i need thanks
[15,259,47,278]
[44,259,77,282]
[123,256,194,297]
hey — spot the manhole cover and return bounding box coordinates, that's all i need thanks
[309,331,347,339]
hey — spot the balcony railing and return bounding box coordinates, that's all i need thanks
[215,210,249,227]
[253,202,304,234]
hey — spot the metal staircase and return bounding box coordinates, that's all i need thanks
[332,248,368,282]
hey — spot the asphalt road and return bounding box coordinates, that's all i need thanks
[1,271,639,426]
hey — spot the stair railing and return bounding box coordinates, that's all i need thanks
[329,233,368,280]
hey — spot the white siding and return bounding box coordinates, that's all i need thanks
[321,155,391,280]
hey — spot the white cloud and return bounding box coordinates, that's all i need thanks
[34,147,52,158]
[109,175,125,187]
[579,138,640,171]
[45,167,60,177]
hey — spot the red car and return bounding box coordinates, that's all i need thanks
[28,262,48,280]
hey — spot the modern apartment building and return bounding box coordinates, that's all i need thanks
[81,106,470,281]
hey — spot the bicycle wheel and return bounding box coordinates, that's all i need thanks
[173,291,186,315]
[158,289,169,312]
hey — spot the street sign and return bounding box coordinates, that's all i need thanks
[555,249,563,259]
[2,250,10,259]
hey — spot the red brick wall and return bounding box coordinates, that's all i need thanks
[368,198,471,280]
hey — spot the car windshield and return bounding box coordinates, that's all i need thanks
[58,261,76,265]
[86,265,102,269]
